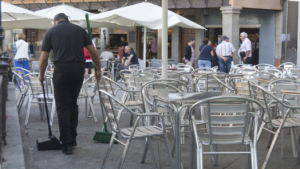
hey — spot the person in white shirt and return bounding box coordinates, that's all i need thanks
[239,32,252,64]
[100,45,114,60]
[216,36,236,73]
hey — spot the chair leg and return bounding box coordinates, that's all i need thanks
[101,132,117,169]
[290,128,300,157]
[147,137,157,169]
[140,140,149,164]
[85,98,88,118]
[118,138,133,169]
[261,130,280,169]
[24,97,32,125]
[212,145,218,166]
[156,138,161,169]
[245,145,251,169]
[257,121,265,143]
[88,96,98,123]
[250,143,258,169]
[129,114,134,126]
[162,132,174,169]
[197,144,203,169]
[50,99,56,126]
[171,140,175,157]
[266,127,274,148]
[281,129,285,159]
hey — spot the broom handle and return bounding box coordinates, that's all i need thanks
[41,82,53,138]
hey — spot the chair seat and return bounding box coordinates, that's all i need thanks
[34,94,54,99]
[272,118,300,128]
[121,126,163,138]
[165,119,206,126]
[198,133,251,145]
[125,100,143,106]
[79,92,96,97]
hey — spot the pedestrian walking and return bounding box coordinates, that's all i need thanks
[13,33,31,83]
[83,44,96,76]
[38,13,101,155]
[149,35,158,58]
[216,36,236,73]
[198,38,214,68]
[239,32,252,64]
[183,37,195,67]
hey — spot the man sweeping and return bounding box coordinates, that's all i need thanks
[38,13,101,155]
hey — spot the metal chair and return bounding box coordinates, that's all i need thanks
[249,83,300,169]
[193,67,213,74]
[119,69,134,87]
[189,96,264,169]
[256,63,275,71]
[24,73,56,126]
[263,68,283,78]
[278,62,295,69]
[236,68,259,80]
[128,64,140,72]
[176,64,194,73]
[98,89,173,169]
[195,73,232,93]
[248,72,277,88]
[228,77,254,97]
[141,67,160,74]
[287,67,300,78]
[12,71,30,113]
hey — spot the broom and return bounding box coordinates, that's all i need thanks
[85,14,118,144]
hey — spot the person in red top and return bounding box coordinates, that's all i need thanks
[83,43,96,76]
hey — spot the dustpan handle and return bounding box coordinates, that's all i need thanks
[41,82,53,138]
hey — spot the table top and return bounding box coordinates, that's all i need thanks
[157,92,240,104]
[280,90,300,95]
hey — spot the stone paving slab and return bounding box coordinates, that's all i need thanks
[6,84,300,168]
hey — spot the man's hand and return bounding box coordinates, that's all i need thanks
[243,57,247,62]
[94,70,102,82]
[222,57,228,61]
[182,57,186,62]
[38,74,44,83]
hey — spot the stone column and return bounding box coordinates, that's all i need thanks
[275,10,283,66]
[157,29,162,59]
[220,6,242,64]
[171,26,180,63]
[195,9,202,68]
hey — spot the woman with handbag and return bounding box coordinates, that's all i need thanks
[182,37,195,67]
[198,38,214,68]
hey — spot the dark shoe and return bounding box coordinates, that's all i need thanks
[62,145,73,155]
[71,139,77,147]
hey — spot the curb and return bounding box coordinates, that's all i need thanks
[2,83,26,169]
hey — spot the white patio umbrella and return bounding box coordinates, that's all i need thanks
[1,1,50,30]
[89,2,205,75]
[34,3,133,29]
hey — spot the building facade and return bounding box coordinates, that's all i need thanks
[4,0,296,66]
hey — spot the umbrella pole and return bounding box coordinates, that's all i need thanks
[161,0,168,78]
[143,27,147,68]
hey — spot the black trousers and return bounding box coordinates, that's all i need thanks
[53,62,85,145]
[243,57,252,64]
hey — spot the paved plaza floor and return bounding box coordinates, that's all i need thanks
[3,83,300,169]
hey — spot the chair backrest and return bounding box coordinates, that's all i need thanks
[263,68,283,78]
[99,89,140,137]
[250,83,300,125]
[193,67,213,74]
[268,79,300,99]
[128,65,140,72]
[190,96,263,145]
[279,62,295,69]
[25,73,50,98]
[236,68,258,79]
[119,70,134,87]
[142,67,160,74]
[129,72,160,89]
[176,65,194,73]
[141,79,188,111]
[228,77,253,97]
[248,72,276,87]
[256,63,275,71]
[196,73,232,93]
[31,61,39,73]
[287,67,300,78]
[15,67,30,78]
[12,71,28,94]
